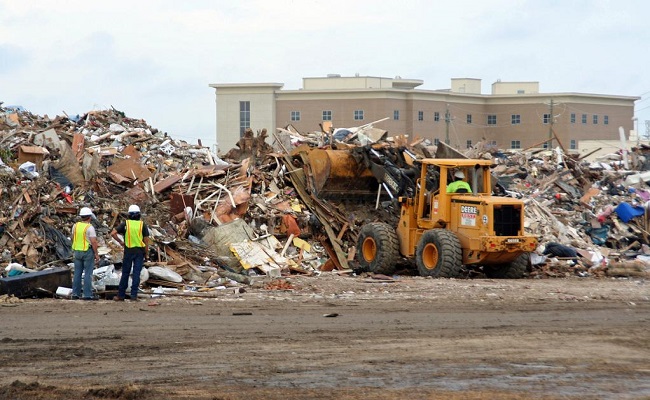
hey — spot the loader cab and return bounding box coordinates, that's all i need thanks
[415,159,494,226]
[446,165,490,196]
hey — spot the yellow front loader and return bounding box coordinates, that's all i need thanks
[357,159,538,278]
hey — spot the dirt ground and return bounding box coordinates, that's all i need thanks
[1,273,649,400]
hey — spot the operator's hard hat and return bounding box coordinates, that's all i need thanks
[128,204,141,213]
[79,207,94,217]
[454,170,465,179]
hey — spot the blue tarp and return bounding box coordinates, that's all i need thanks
[587,226,610,245]
[3,105,26,112]
[614,202,645,223]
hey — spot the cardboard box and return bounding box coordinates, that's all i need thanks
[17,145,49,170]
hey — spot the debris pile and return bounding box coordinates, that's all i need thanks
[279,121,650,279]
[480,142,650,277]
[1,101,649,299]
[0,104,341,299]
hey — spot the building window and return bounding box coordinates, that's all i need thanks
[466,140,472,149]
[487,115,497,125]
[570,113,576,123]
[593,115,598,124]
[290,111,301,121]
[582,114,587,124]
[418,111,424,121]
[393,110,399,120]
[354,110,364,120]
[433,138,440,146]
[434,112,440,122]
[322,110,332,121]
[511,140,521,149]
[604,115,609,125]
[467,114,472,124]
[543,113,551,124]
[570,139,576,150]
[239,101,250,136]
[511,114,521,125]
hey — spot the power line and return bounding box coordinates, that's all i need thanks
[636,104,650,113]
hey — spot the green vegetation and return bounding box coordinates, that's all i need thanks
[0,148,13,164]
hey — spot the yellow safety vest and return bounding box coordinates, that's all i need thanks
[447,180,472,193]
[72,222,91,251]
[125,220,145,248]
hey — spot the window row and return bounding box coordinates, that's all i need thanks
[432,138,579,150]
[396,110,445,122]
[570,113,609,125]
[242,101,588,149]
[290,110,364,122]
[286,108,609,126]
[486,114,609,126]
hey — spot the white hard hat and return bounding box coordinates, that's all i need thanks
[128,204,141,213]
[454,170,465,179]
[79,207,93,217]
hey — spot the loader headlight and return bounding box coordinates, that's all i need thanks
[482,215,488,225]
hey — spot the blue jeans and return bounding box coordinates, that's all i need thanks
[72,250,95,298]
[118,250,144,299]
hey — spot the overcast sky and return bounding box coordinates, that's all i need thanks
[1,0,649,152]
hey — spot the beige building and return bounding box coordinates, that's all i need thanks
[209,75,639,157]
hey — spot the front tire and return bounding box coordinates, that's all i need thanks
[484,253,529,279]
[416,229,463,278]
[356,222,399,275]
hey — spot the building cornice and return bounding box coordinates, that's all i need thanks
[209,83,284,89]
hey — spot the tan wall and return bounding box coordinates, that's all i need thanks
[491,81,539,95]
[451,78,482,94]
[211,84,281,153]
[579,134,648,161]
[275,95,636,151]
[303,76,394,90]
[277,98,403,134]
[211,79,637,155]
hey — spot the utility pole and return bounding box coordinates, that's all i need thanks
[548,99,554,149]
[445,105,450,145]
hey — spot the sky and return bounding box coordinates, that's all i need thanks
[1,0,650,152]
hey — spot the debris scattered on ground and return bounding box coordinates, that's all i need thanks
[1,102,649,299]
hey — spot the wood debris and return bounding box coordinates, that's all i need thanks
[2,103,650,299]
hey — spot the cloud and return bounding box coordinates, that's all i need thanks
[1,0,649,145]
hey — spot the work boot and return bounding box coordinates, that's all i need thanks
[113,296,124,302]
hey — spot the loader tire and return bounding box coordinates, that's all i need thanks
[357,222,399,275]
[416,229,463,278]
[484,252,529,279]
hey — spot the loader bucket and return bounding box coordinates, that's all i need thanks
[293,147,378,198]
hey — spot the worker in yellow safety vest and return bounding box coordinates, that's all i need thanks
[446,170,472,193]
[111,204,150,301]
[71,207,100,300]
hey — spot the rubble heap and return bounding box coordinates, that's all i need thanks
[1,102,649,299]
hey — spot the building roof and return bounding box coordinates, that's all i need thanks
[209,83,284,89]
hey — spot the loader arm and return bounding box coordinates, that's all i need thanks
[354,147,416,198]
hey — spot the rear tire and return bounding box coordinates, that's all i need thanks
[416,229,463,278]
[484,253,529,279]
[356,222,399,275]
